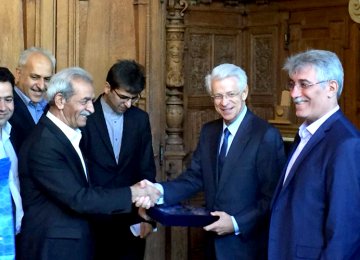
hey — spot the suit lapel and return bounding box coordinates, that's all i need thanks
[41,116,89,184]
[13,91,36,126]
[270,133,300,209]
[208,120,223,187]
[217,111,252,191]
[117,110,134,165]
[92,98,117,162]
[281,111,342,191]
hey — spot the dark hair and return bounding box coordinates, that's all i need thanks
[106,60,145,94]
[0,67,15,88]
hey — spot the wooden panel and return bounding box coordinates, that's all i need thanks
[245,25,280,120]
[81,0,137,95]
[0,0,24,73]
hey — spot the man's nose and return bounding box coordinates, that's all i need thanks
[124,99,132,108]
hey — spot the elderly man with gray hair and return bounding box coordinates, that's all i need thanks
[18,67,159,260]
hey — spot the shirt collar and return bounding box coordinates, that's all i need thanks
[301,105,340,136]
[100,96,123,118]
[223,105,247,136]
[1,122,12,142]
[46,111,82,145]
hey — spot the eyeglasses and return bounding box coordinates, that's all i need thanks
[287,80,329,90]
[112,89,140,104]
[211,92,240,102]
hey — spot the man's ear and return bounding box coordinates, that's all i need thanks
[54,93,65,109]
[15,67,21,85]
[328,80,339,99]
[104,82,111,94]
[242,85,249,100]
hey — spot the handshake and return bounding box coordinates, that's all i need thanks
[130,179,161,209]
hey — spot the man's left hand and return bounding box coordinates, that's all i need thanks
[203,211,234,235]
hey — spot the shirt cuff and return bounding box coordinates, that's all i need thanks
[231,216,240,235]
[153,183,164,205]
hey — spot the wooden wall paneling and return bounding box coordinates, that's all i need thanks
[56,0,80,70]
[287,5,353,125]
[23,0,55,51]
[346,22,360,128]
[81,0,137,95]
[244,24,279,120]
[243,7,289,122]
[23,0,36,49]
[164,1,188,260]
[0,0,24,73]
[142,0,168,258]
[78,0,89,70]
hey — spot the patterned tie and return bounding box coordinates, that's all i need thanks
[0,157,15,260]
[218,128,230,178]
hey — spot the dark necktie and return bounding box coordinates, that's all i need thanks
[218,128,230,177]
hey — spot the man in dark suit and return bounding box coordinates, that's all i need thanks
[80,60,156,260]
[147,63,286,259]
[268,49,360,259]
[18,67,159,260]
[9,46,56,154]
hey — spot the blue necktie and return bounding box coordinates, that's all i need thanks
[218,128,230,177]
[0,157,15,260]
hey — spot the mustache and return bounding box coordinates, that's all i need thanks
[80,111,92,117]
[31,86,47,93]
[293,97,307,104]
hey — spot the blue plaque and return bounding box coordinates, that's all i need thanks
[147,204,219,227]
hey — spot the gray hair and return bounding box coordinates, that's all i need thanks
[46,67,93,103]
[18,46,56,70]
[204,63,248,95]
[283,49,344,98]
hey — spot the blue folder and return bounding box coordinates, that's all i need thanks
[147,204,219,227]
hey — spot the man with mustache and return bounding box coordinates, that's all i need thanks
[18,67,160,260]
[268,49,360,259]
[9,47,56,154]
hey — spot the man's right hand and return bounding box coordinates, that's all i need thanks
[130,179,160,209]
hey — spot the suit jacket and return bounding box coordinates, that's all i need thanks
[9,90,37,154]
[80,96,156,258]
[162,110,286,260]
[18,115,134,260]
[268,110,360,260]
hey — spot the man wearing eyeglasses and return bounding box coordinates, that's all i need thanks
[143,63,286,259]
[268,49,360,259]
[80,59,156,260]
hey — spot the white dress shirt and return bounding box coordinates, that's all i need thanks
[46,112,88,180]
[283,105,340,184]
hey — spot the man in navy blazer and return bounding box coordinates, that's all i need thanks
[80,60,156,260]
[268,49,360,259]
[9,47,56,154]
[147,64,286,259]
[18,67,159,260]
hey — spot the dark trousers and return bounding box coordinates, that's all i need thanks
[92,221,146,260]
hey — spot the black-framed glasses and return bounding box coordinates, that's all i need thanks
[112,89,140,104]
[287,80,329,90]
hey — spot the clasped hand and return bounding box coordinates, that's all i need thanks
[130,179,160,209]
